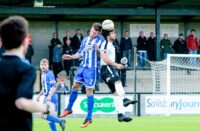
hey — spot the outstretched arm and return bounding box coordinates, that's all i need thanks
[62,52,81,60]
[15,98,55,115]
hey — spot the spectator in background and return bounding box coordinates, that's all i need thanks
[0,38,5,58]
[186,29,199,55]
[49,33,62,69]
[173,33,188,54]
[72,29,83,66]
[25,34,34,64]
[87,30,90,36]
[63,31,73,46]
[56,74,69,94]
[49,33,63,78]
[146,32,156,61]
[160,33,172,59]
[137,31,147,67]
[120,31,132,67]
[63,39,74,80]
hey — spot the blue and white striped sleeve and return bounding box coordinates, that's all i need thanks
[48,72,56,88]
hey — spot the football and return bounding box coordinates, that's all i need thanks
[102,19,114,31]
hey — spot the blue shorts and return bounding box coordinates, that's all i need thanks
[44,93,58,112]
[74,67,97,88]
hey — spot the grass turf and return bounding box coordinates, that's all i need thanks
[33,116,200,131]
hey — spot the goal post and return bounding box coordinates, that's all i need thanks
[149,54,200,115]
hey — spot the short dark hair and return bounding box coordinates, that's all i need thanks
[0,16,28,50]
[92,23,102,32]
[191,29,196,32]
[179,33,184,36]
[102,29,115,40]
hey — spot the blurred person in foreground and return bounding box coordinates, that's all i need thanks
[0,16,55,131]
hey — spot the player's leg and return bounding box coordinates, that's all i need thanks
[80,68,96,128]
[59,81,82,117]
[48,122,57,131]
[80,87,94,128]
[60,67,84,117]
[106,82,132,122]
[113,92,132,122]
[115,80,137,107]
[105,65,137,107]
[42,94,66,131]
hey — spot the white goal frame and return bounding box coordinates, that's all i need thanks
[166,54,200,115]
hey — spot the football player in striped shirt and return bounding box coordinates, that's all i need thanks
[37,58,66,131]
[60,23,104,128]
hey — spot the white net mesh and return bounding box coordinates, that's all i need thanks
[150,54,200,95]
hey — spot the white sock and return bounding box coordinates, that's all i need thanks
[115,82,125,99]
[113,95,124,114]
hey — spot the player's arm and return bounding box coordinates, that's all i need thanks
[36,88,43,102]
[46,72,57,101]
[101,52,124,70]
[46,87,56,101]
[63,38,85,60]
[62,52,81,60]
[15,98,55,115]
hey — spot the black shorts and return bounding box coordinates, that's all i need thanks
[101,65,120,93]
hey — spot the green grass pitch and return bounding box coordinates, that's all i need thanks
[33,116,200,131]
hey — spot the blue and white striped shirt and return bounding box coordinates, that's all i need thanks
[41,70,56,96]
[78,35,104,68]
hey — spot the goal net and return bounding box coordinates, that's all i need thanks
[149,54,200,115]
[150,54,200,95]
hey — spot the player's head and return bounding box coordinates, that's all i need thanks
[90,23,102,38]
[0,16,29,55]
[40,58,49,72]
[102,30,116,42]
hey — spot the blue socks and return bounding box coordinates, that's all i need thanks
[49,122,57,131]
[66,89,78,110]
[86,95,94,120]
[46,115,62,123]
[65,89,94,120]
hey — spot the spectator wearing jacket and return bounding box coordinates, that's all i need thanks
[173,33,188,54]
[160,33,172,59]
[63,31,73,47]
[137,31,147,67]
[49,33,63,78]
[146,32,156,61]
[72,29,83,66]
[120,31,132,67]
[63,39,74,79]
[186,29,199,55]
[25,35,34,64]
